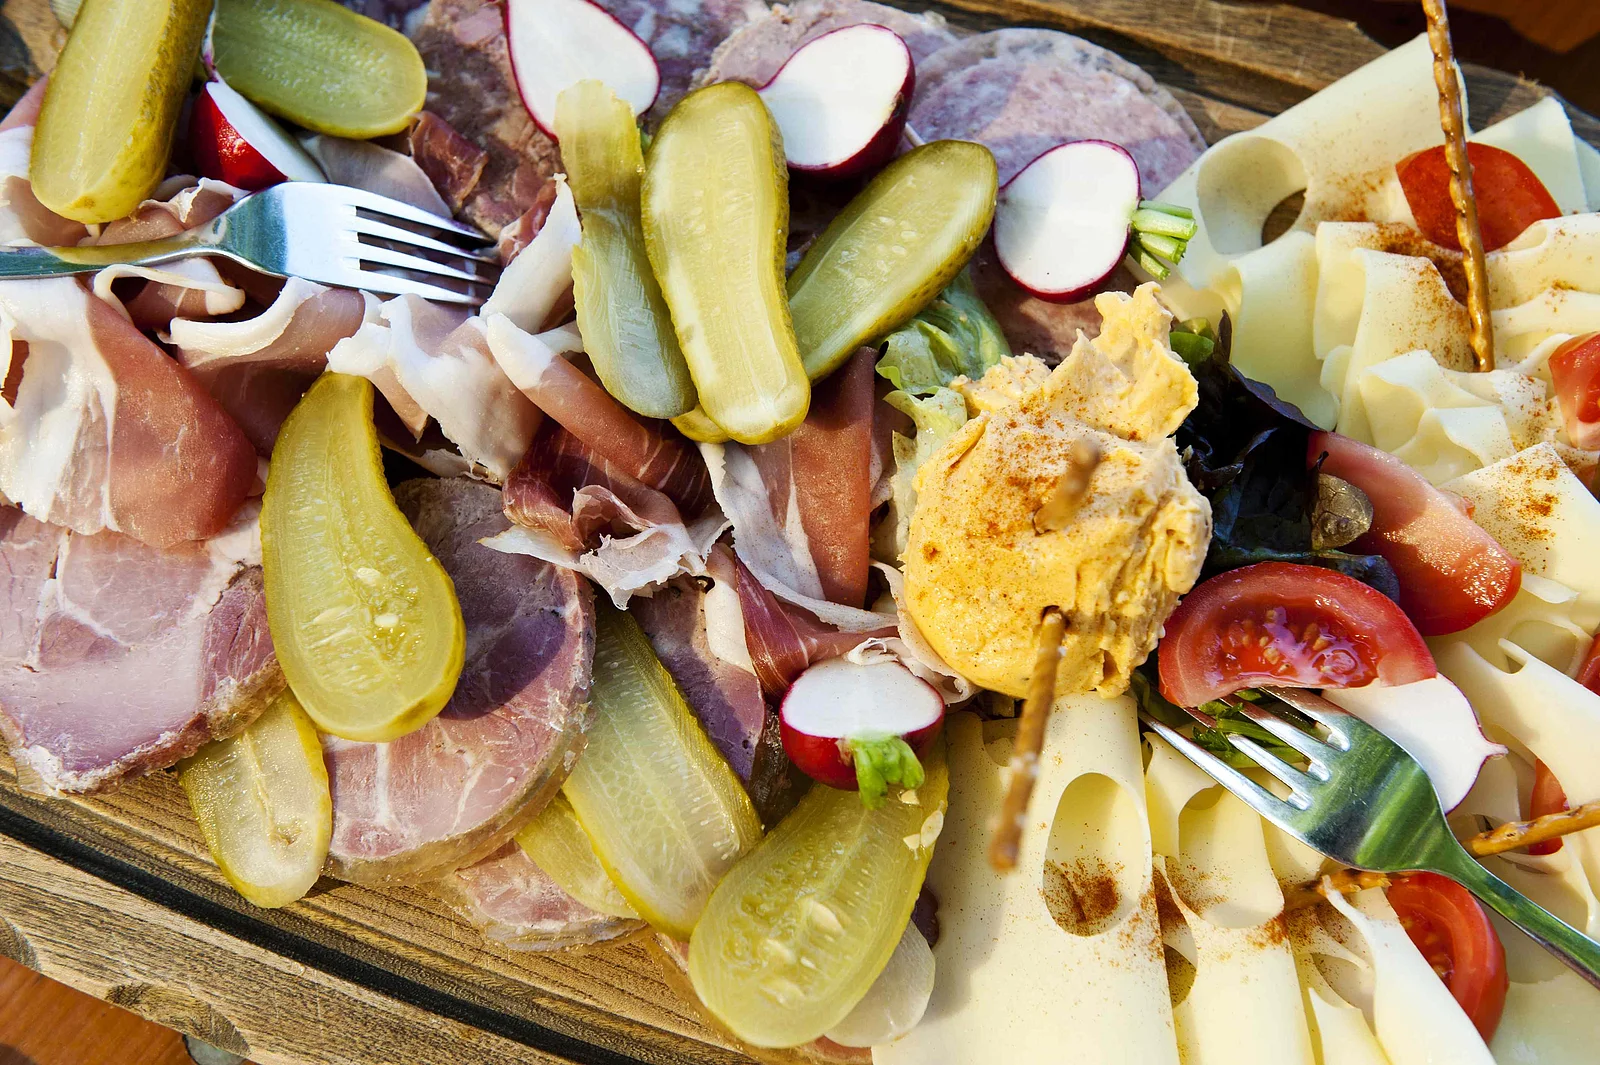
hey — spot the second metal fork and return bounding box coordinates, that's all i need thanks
[0,181,501,305]
[1143,685,1600,988]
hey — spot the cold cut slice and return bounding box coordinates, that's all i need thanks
[323,478,594,885]
[698,0,958,89]
[438,842,640,951]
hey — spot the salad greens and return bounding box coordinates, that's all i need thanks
[876,268,1010,395]
[1130,670,1310,771]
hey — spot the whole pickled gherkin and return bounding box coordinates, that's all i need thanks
[788,141,999,381]
[558,80,697,420]
[642,82,810,445]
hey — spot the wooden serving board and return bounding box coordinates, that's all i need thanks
[0,2,1595,1064]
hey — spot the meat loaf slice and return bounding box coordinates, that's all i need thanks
[323,478,594,886]
[438,842,641,951]
[909,29,1207,359]
[698,0,958,88]
[0,507,282,795]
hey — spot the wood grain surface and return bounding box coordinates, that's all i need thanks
[0,2,1594,1065]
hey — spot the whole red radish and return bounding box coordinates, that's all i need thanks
[780,656,943,807]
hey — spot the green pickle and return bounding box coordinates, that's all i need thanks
[31,0,211,223]
[788,141,999,381]
[558,81,697,420]
[670,406,731,444]
[517,793,638,920]
[262,373,465,744]
[562,599,762,940]
[212,0,426,138]
[689,741,949,1048]
[643,82,809,445]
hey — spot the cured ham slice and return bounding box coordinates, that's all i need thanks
[92,179,247,330]
[486,313,713,514]
[437,842,640,951]
[489,422,725,606]
[0,505,282,795]
[407,111,488,213]
[323,478,594,885]
[301,135,452,218]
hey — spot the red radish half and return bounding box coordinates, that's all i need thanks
[504,0,661,138]
[994,139,1140,303]
[780,656,943,805]
[757,24,913,180]
[190,80,325,191]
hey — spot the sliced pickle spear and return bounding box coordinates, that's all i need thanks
[671,406,731,444]
[31,0,211,223]
[262,373,464,743]
[788,141,998,381]
[516,793,638,920]
[557,80,696,420]
[562,599,762,940]
[688,740,948,1048]
[179,689,332,909]
[642,82,809,445]
[212,0,426,138]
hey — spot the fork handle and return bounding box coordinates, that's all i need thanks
[1437,848,1600,990]
[0,225,226,279]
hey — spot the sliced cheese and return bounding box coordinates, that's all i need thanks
[1492,971,1600,1065]
[1283,908,1391,1065]
[1489,214,1600,309]
[1428,573,1590,677]
[876,702,1177,1065]
[1495,287,1600,360]
[1353,350,1517,483]
[1578,138,1600,212]
[1473,97,1589,217]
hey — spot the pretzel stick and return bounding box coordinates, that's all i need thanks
[1421,0,1494,372]
[1283,869,1392,911]
[988,607,1066,871]
[1033,438,1103,533]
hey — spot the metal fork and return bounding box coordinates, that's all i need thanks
[1142,685,1600,988]
[0,182,500,305]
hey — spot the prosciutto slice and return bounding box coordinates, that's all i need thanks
[323,478,594,885]
[91,179,247,330]
[437,842,640,951]
[407,111,488,214]
[0,505,282,795]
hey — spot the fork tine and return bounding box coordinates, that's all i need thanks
[352,244,495,285]
[1140,713,1307,823]
[350,217,502,266]
[339,270,488,306]
[1261,686,1357,748]
[329,187,493,244]
[1230,702,1336,765]
[1224,734,1319,800]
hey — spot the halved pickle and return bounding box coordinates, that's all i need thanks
[262,373,464,743]
[31,0,212,222]
[788,141,998,381]
[562,599,762,939]
[212,0,426,138]
[688,740,948,1048]
[179,689,332,909]
[558,80,696,419]
[642,82,809,445]
[516,793,638,920]
[670,406,731,444]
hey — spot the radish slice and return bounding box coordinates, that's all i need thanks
[825,922,935,1047]
[191,79,324,190]
[780,656,944,805]
[1322,677,1506,812]
[504,0,661,138]
[757,24,913,180]
[994,139,1140,304]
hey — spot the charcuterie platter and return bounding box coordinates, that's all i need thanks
[1,0,1599,1063]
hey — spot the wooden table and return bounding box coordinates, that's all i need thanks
[0,2,1595,1064]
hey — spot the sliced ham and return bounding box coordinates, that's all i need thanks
[91,179,247,330]
[407,111,488,213]
[437,842,640,951]
[0,505,282,795]
[323,478,594,885]
[301,135,453,218]
[494,178,559,265]
[486,313,712,515]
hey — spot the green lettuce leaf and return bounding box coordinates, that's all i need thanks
[874,387,969,563]
[876,269,1010,395]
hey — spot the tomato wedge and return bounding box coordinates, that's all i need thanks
[1157,561,1435,708]
[1386,872,1508,1042]
[1396,143,1560,252]
[1526,759,1570,856]
[1309,432,1520,636]
[1548,333,1600,451]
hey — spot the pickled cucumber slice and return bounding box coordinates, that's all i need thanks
[788,141,998,381]
[562,599,762,939]
[31,0,211,223]
[688,740,948,1048]
[642,82,809,445]
[558,81,696,420]
[212,0,426,138]
[179,689,332,909]
[516,793,638,920]
[262,373,465,743]
[670,406,730,444]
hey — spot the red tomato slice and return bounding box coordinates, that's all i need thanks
[1396,143,1560,252]
[1157,561,1435,708]
[1548,333,1600,451]
[1310,432,1521,636]
[1526,759,1570,856]
[1387,872,1508,1042]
